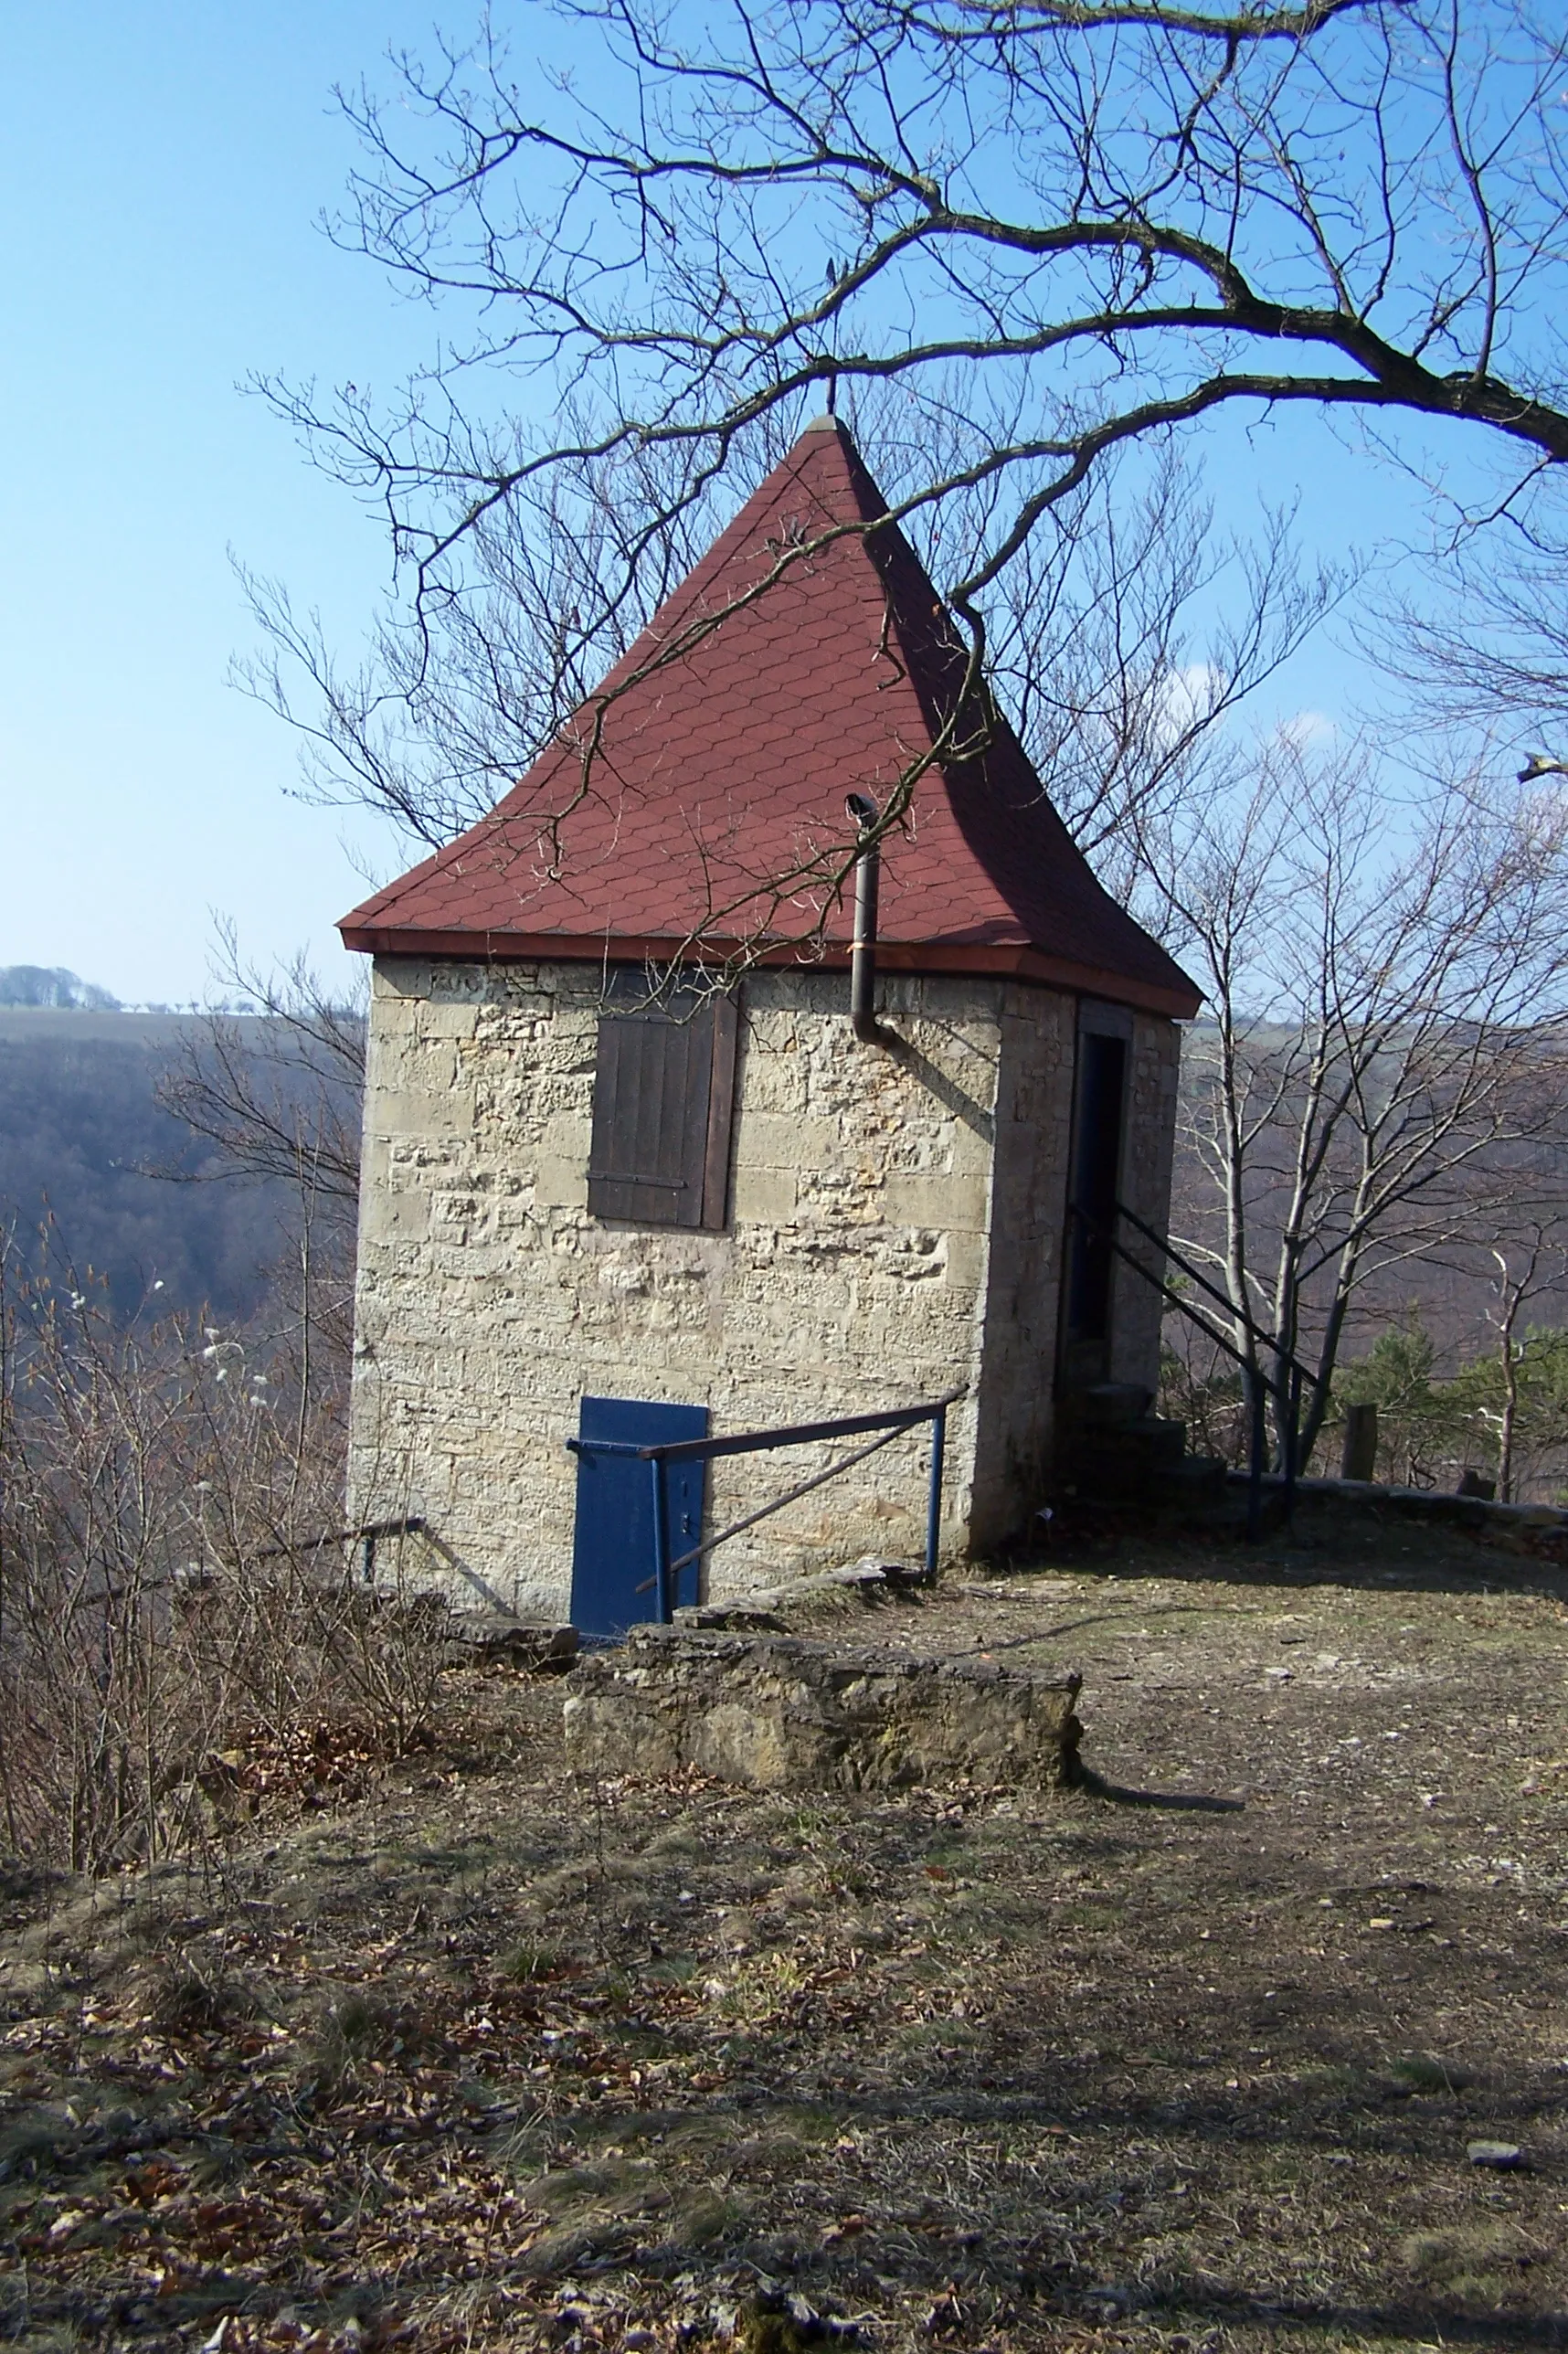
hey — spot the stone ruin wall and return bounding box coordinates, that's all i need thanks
[348,955,1178,1618]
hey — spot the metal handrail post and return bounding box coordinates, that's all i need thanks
[1109,1196,1316,1399]
[926,1404,947,1579]
[574,1388,966,1617]
[649,1454,673,1623]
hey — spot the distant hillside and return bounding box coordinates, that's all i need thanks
[0,964,121,1011]
[0,1010,325,1322]
[1168,1022,1568,1373]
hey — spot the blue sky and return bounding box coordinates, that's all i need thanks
[0,5,1475,1009]
[0,3,449,1006]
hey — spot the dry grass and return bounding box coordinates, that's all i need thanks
[2,1498,1566,2353]
[0,1256,441,1877]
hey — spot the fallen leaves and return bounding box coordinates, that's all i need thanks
[2,1553,1566,2354]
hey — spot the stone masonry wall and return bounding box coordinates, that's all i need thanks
[352,960,1013,1617]
[348,957,1181,1617]
[965,998,1181,1528]
[1108,1013,1181,1397]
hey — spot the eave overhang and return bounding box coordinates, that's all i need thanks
[339,925,1202,1022]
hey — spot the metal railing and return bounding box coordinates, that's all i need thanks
[567,1389,963,1622]
[1071,1199,1316,1539]
[251,1514,455,1584]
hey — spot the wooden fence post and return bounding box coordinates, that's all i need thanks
[1340,1402,1378,1483]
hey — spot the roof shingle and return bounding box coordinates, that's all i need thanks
[339,417,1201,1018]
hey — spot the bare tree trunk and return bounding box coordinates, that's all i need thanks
[1485,1233,1565,1503]
[1498,1330,1520,1504]
[291,1139,317,1514]
[1159,740,1568,1476]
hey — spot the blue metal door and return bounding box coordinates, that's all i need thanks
[569,1395,709,1638]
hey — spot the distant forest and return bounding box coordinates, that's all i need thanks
[0,1004,315,1322]
[0,964,122,1012]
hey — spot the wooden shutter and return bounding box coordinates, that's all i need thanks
[588,991,737,1229]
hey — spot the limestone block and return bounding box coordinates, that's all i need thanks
[562,1626,1082,1791]
[363,1189,431,1244]
[794,1172,887,1225]
[415,1002,482,1041]
[882,1170,991,1232]
[730,1164,800,1223]
[540,1109,593,1159]
[736,1044,807,1116]
[739,1110,847,1170]
[531,1070,598,1119]
[441,1615,578,1669]
[424,960,543,1003]
[535,1153,590,1208]
[373,1087,477,1138]
[369,980,421,1023]
[939,1231,989,1292]
[882,1126,953,1176]
[384,1137,461,1173]
[368,1034,434,1093]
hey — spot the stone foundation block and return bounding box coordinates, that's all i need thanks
[442,1615,579,1670]
[561,1625,1082,1791]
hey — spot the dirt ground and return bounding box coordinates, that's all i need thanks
[3,1499,1566,2354]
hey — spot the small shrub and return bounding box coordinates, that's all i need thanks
[309,1988,401,2084]
[0,1254,443,1876]
[1386,2051,1472,2094]
[145,1960,258,2038]
[501,1938,564,1985]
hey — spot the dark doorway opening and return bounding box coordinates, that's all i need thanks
[1063,1026,1128,1379]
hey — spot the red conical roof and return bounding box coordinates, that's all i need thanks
[339,417,1200,1017]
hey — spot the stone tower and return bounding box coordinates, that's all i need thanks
[338,417,1199,1621]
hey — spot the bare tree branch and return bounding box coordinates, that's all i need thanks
[228,0,1568,938]
[1151,733,1568,1459]
[153,924,366,1213]
[274,0,1568,629]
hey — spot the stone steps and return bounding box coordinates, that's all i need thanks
[1060,1384,1230,1517]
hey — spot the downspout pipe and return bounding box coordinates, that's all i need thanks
[846,791,888,1044]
